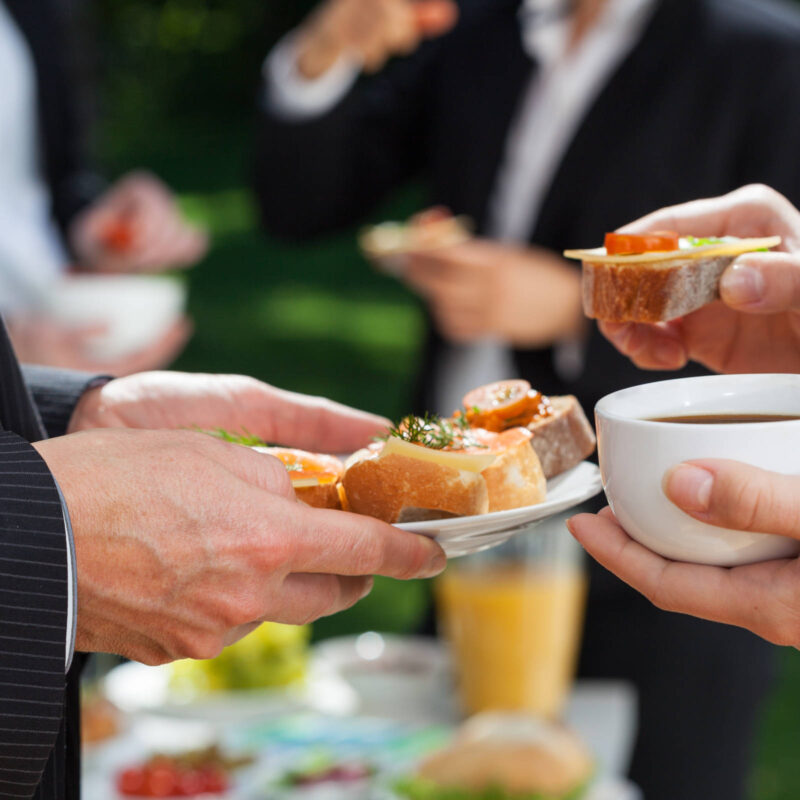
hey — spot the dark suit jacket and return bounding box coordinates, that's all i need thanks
[255,0,800,415]
[3,0,103,240]
[0,321,102,799]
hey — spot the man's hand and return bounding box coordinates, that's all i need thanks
[296,0,458,80]
[68,371,390,454]
[70,172,208,274]
[6,316,191,376]
[567,460,800,647]
[35,429,445,665]
[599,184,800,374]
[403,239,584,346]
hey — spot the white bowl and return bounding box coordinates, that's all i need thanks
[595,374,800,566]
[42,274,186,361]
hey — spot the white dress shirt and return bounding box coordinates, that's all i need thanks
[0,3,68,314]
[264,0,657,414]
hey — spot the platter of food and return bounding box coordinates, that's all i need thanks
[210,379,602,557]
[564,232,782,323]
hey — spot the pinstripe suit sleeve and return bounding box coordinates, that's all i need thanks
[0,431,69,799]
[21,366,112,439]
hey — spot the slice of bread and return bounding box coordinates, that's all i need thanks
[528,396,596,480]
[342,427,546,524]
[581,254,733,323]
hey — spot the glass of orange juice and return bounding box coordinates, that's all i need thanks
[435,512,587,719]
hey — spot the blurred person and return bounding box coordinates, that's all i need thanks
[0,0,207,373]
[0,336,446,799]
[254,1,800,797]
[569,185,800,645]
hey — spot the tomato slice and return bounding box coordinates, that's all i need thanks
[270,449,341,486]
[604,231,680,256]
[100,219,135,254]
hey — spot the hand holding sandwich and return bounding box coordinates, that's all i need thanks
[599,184,800,373]
[568,460,800,647]
[295,0,458,80]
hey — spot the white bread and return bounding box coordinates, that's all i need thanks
[417,713,593,797]
[528,396,596,480]
[342,427,546,524]
[253,447,343,510]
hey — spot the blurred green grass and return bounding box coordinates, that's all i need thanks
[101,106,800,800]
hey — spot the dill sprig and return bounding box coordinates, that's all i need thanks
[388,413,485,450]
[196,427,267,447]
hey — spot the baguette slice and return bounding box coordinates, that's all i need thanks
[566,236,781,323]
[528,396,596,480]
[343,442,490,523]
[253,447,343,509]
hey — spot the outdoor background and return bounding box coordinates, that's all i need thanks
[88,1,800,796]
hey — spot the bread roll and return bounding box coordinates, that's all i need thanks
[528,396,596,480]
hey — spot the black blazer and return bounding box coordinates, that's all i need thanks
[255,0,800,415]
[0,323,103,800]
[3,0,103,240]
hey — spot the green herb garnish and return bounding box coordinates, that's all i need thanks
[388,414,485,450]
[685,236,729,247]
[197,427,266,447]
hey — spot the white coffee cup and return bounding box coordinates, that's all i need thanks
[595,374,800,566]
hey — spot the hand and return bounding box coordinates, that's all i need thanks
[7,315,192,375]
[296,0,458,80]
[70,172,208,274]
[403,239,584,346]
[35,428,446,664]
[599,184,800,373]
[568,460,800,647]
[68,371,390,453]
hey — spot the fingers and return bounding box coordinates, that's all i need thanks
[566,510,783,631]
[720,253,800,313]
[664,460,800,539]
[249,384,391,453]
[263,574,374,625]
[281,503,447,580]
[598,320,688,370]
[414,0,459,37]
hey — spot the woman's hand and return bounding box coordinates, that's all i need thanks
[568,459,800,647]
[404,239,584,346]
[599,184,800,373]
[70,172,208,274]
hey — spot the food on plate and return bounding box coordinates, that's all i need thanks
[342,414,546,523]
[99,217,135,253]
[253,446,344,509]
[200,430,344,509]
[459,380,595,479]
[80,693,120,745]
[359,206,472,263]
[397,713,594,800]
[564,233,782,323]
[115,745,253,797]
[281,760,376,788]
[169,621,309,695]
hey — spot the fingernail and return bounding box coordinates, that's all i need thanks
[653,337,685,366]
[423,551,448,578]
[360,577,375,600]
[721,263,765,307]
[664,464,714,512]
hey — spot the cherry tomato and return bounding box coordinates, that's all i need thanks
[604,231,680,256]
[145,765,180,797]
[199,767,228,794]
[117,767,147,796]
[414,0,459,36]
[177,770,205,796]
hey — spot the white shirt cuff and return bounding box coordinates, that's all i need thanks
[54,477,77,672]
[264,30,360,121]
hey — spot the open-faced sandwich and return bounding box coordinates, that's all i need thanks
[397,713,594,800]
[359,207,472,271]
[342,415,546,524]
[458,380,596,480]
[565,231,782,323]
[253,447,345,509]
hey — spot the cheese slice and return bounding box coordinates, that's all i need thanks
[563,236,781,265]
[380,435,497,473]
[291,476,322,489]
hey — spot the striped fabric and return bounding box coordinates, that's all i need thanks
[0,319,96,799]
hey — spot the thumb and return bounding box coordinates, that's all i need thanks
[414,0,459,37]
[664,459,800,539]
[719,252,800,313]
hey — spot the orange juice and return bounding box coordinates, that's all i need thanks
[436,563,587,718]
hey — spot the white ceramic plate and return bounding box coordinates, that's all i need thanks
[396,461,603,557]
